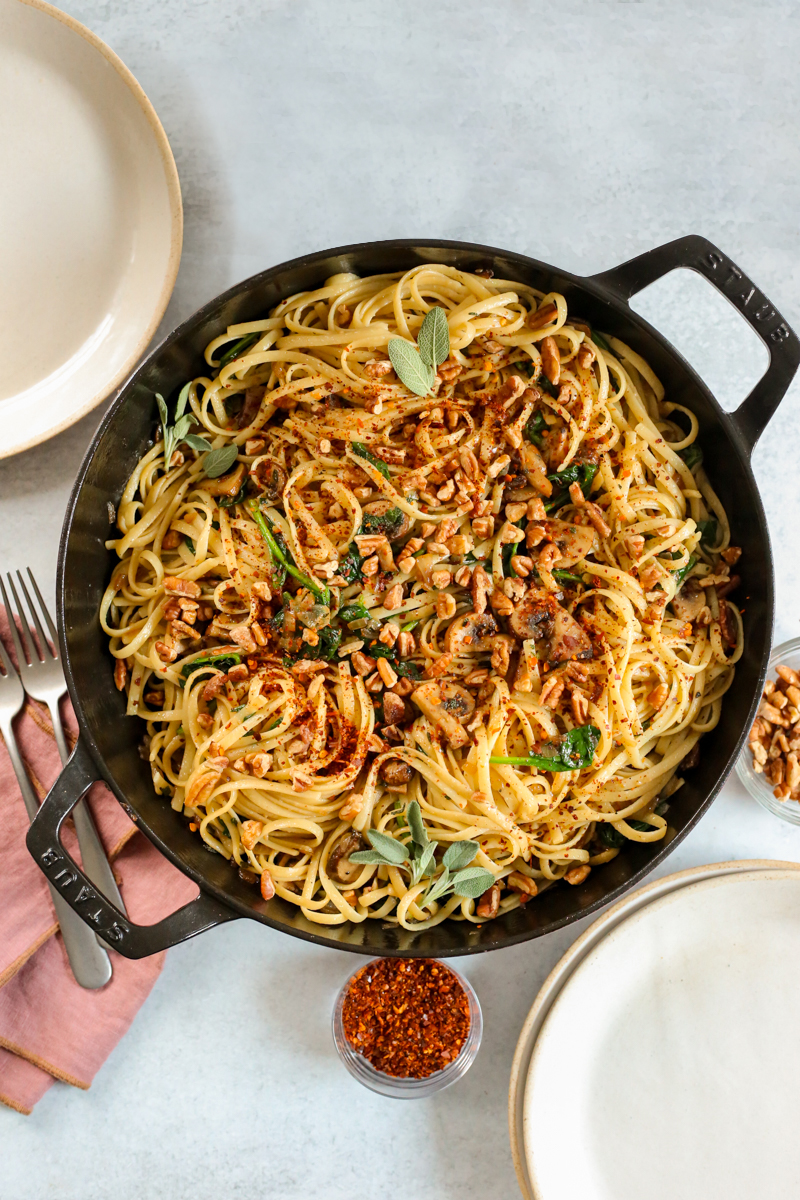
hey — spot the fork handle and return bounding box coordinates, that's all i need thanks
[45,699,128,917]
[0,716,112,989]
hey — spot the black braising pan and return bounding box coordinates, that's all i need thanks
[28,235,800,958]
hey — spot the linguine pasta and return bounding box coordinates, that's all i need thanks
[102,263,743,930]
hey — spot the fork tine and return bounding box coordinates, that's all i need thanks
[5,574,39,663]
[0,633,13,676]
[0,575,31,668]
[16,570,55,661]
[27,569,59,653]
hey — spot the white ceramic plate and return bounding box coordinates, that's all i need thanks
[508,859,800,1200]
[521,868,800,1200]
[0,0,182,457]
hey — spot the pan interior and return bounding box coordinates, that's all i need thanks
[59,241,772,955]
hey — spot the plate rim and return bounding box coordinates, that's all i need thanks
[522,865,800,1199]
[2,0,183,459]
[508,858,800,1200]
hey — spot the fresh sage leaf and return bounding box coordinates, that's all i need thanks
[156,393,175,468]
[173,414,193,444]
[387,338,436,397]
[418,841,437,878]
[155,392,169,432]
[204,444,239,479]
[183,433,213,452]
[451,867,497,899]
[442,839,479,872]
[418,306,450,369]
[175,381,191,420]
[363,829,409,865]
[407,800,428,848]
[423,866,452,907]
[349,849,396,866]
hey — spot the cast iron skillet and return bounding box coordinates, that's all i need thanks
[27,235,800,959]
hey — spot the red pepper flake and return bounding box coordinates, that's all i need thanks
[341,958,471,1078]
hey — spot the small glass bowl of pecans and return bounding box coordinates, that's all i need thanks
[332,957,482,1098]
[737,637,800,824]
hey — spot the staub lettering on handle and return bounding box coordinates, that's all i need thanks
[39,847,130,943]
[703,250,790,344]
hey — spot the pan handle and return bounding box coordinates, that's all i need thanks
[589,234,800,452]
[26,738,240,959]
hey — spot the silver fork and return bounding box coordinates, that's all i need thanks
[0,638,112,987]
[1,570,128,924]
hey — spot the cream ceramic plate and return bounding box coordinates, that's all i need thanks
[521,868,800,1200]
[509,859,800,1200]
[0,0,182,457]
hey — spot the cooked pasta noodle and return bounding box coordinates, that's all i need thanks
[102,263,743,929]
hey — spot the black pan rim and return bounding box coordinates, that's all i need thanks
[56,236,775,955]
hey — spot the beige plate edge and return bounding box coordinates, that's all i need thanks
[2,0,183,460]
[507,858,800,1200]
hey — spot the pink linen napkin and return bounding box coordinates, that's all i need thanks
[0,607,198,1113]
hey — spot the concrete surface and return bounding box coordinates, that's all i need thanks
[2,2,800,1197]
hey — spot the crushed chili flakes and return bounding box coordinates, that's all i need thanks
[341,957,471,1078]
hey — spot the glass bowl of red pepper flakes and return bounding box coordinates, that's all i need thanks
[332,957,482,1098]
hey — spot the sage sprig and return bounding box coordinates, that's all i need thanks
[156,383,219,468]
[203,444,239,479]
[349,800,496,907]
[387,306,451,397]
[156,383,194,469]
[417,306,450,371]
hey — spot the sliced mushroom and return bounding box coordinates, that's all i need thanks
[205,462,246,498]
[412,680,475,748]
[509,586,561,640]
[541,604,593,664]
[250,456,288,502]
[444,611,498,655]
[379,759,414,786]
[672,580,706,621]
[519,440,553,497]
[327,831,367,883]
[237,385,266,429]
[361,500,410,541]
[541,520,595,567]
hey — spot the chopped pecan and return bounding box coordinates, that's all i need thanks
[507,871,538,897]
[164,576,201,599]
[476,883,501,918]
[230,623,257,653]
[565,865,591,885]
[540,336,561,385]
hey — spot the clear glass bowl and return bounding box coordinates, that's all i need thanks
[331,958,483,1098]
[735,636,800,825]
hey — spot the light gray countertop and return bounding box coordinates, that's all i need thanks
[3,2,800,1197]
